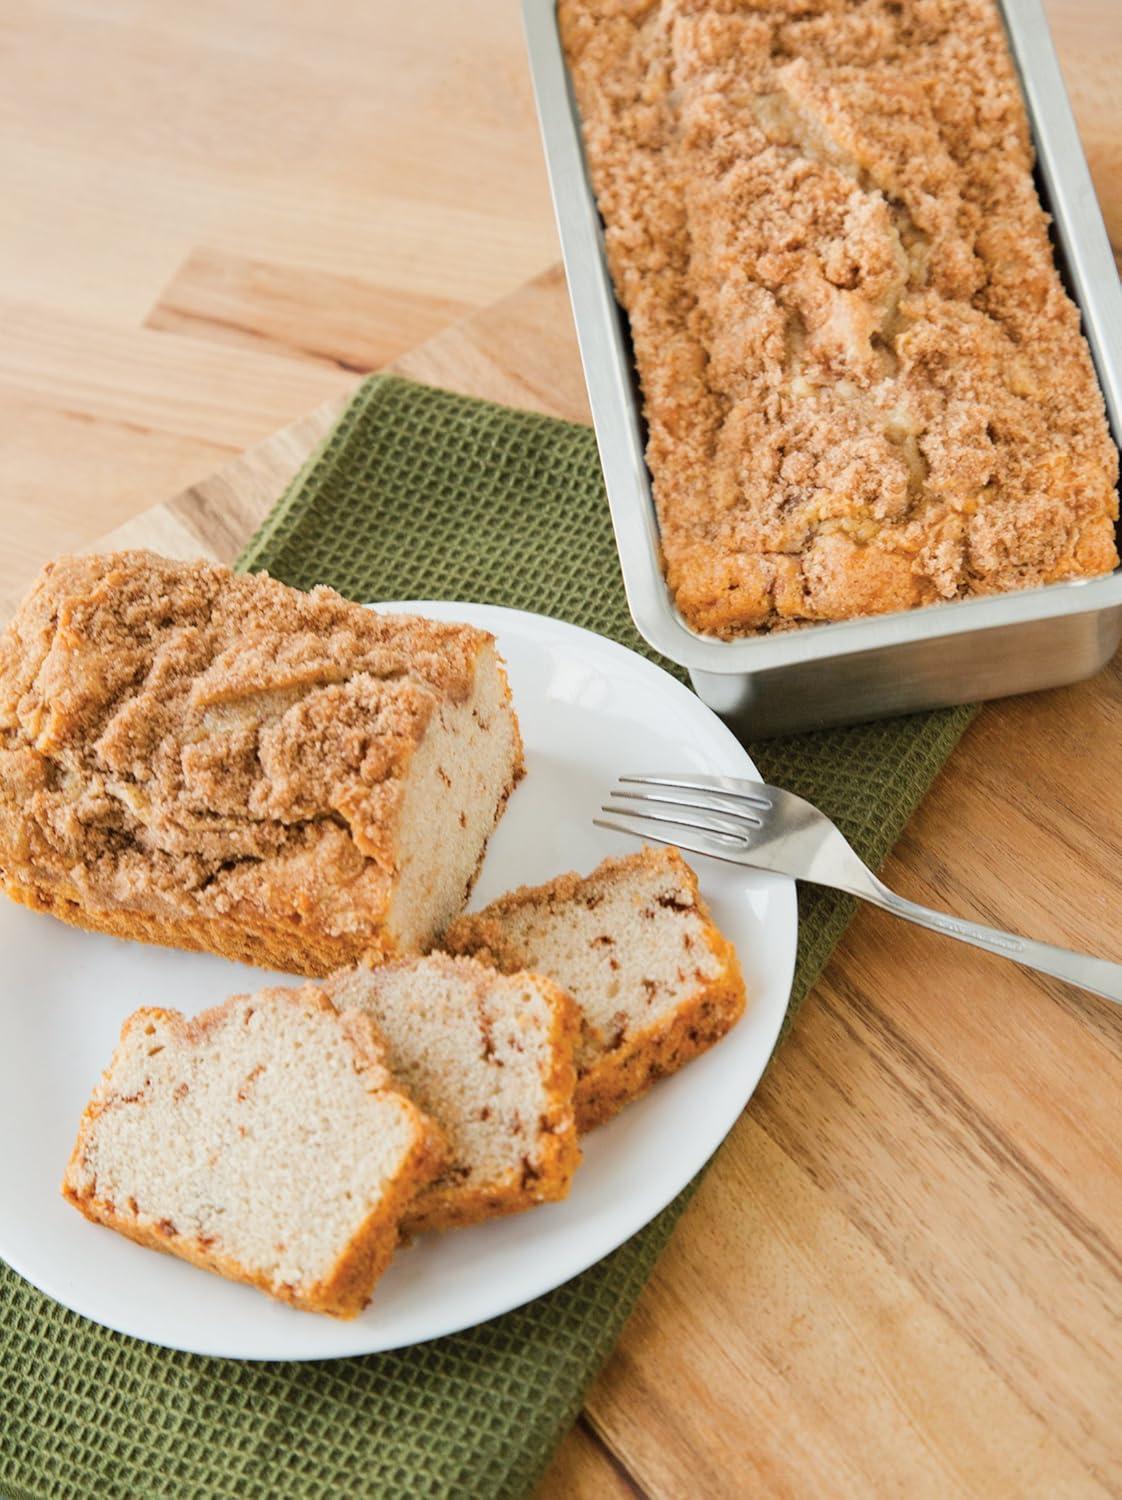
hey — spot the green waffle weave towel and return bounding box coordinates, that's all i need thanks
[0,374,975,1500]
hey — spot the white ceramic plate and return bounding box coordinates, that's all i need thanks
[0,602,797,1361]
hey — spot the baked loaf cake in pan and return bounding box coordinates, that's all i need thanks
[560,0,1119,636]
[0,552,523,975]
[324,953,581,1231]
[445,847,746,1129]
[62,986,445,1317]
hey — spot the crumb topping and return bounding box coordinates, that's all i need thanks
[0,552,491,941]
[560,0,1119,636]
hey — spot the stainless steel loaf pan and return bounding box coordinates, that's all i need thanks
[522,0,1122,737]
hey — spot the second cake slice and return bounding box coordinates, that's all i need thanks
[324,954,581,1232]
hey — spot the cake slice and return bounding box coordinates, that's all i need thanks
[444,847,746,1130]
[0,551,522,976]
[324,953,581,1232]
[62,985,444,1317]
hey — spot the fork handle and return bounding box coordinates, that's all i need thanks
[853,877,1122,1005]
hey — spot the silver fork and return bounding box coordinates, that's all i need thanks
[596,774,1122,1007]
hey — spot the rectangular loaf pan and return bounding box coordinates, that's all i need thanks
[522,0,1122,737]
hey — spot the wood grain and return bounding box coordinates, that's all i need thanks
[146,250,473,374]
[535,1418,645,1500]
[0,0,558,602]
[4,1,1122,1495]
[46,265,590,625]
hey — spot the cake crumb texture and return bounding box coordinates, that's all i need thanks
[325,953,581,1232]
[445,846,746,1129]
[62,986,445,1317]
[560,0,1119,635]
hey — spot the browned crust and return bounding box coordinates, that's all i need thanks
[494,651,527,790]
[445,847,748,1130]
[3,872,399,978]
[2,750,521,983]
[574,922,746,1130]
[402,973,582,1233]
[61,991,446,1318]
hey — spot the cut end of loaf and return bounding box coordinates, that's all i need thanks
[384,639,524,959]
[324,952,581,1232]
[62,986,445,1317]
[444,846,747,1129]
[0,552,522,978]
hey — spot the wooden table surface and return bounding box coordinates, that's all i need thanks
[2,0,1120,610]
[5,3,1122,1496]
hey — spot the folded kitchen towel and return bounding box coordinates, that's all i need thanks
[0,374,975,1500]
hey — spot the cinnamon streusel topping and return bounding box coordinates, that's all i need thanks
[561,0,1118,635]
[0,552,490,944]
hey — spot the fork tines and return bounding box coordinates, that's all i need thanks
[618,773,772,809]
[593,773,770,863]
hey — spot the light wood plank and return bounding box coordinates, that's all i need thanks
[393,265,592,425]
[0,305,354,618]
[0,302,353,449]
[1045,0,1122,248]
[587,1105,1110,1498]
[8,264,585,622]
[146,250,472,373]
[0,0,558,602]
[535,1419,644,1500]
[87,395,352,578]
